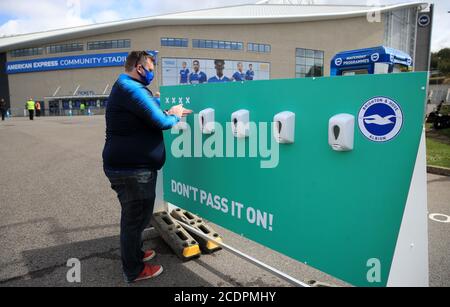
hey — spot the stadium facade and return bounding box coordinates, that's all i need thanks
[0,1,432,116]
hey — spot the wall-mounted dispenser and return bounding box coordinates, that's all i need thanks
[328,113,354,151]
[231,109,249,138]
[173,116,188,131]
[273,111,295,144]
[198,108,215,134]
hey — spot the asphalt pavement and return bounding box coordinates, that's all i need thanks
[0,116,448,287]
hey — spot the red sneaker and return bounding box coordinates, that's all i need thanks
[143,249,156,262]
[132,264,163,283]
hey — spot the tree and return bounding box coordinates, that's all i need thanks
[431,48,450,76]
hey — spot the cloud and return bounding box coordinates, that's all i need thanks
[0,0,92,36]
[430,1,450,51]
[0,0,255,36]
[0,0,256,37]
[91,10,122,23]
[136,0,254,15]
[0,0,448,50]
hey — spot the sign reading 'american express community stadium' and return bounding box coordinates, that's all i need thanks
[6,52,130,74]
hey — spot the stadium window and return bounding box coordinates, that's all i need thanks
[296,48,305,57]
[87,39,130,50]
[47,43,83,54]
[314,50,324,59]
[305,49,315,58]
[295,48,324,78]
[192,39,243,51]
[160,37,189,48]
[10,47,43,57]
[247,43,271,53]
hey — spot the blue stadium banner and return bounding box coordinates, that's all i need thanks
[5,51,158,74]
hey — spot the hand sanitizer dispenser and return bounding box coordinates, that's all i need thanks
[173,116,188,131]
[328,113,354,151]
[273,111,295,144]
[231,109,249,138]
[199,108,215,134]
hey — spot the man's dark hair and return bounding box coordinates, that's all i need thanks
[214,59,225,65]
[125,51,154,72]
[193,60,200,65]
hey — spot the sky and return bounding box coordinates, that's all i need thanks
[0,0,448,51]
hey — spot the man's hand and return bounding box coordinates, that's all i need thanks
[154,92,161,98]
[181,107,193,117]
[167,104,193,118]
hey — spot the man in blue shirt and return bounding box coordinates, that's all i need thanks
[245,63,255,81]
[208,59,230,83]
[188,60,207,84]
[179,61,189,84]
[232,62,246,82]
[103,51,192,283]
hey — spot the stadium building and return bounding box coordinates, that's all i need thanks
[0,0,432,116]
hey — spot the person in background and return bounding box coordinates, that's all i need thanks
[208,59,230,83]
[232,62,246,82]
[188,60,207,84]
[437,100,444,113]
[26,97,35,120]
[103,51,192,283]
[35,101,41,117]
[80,102,86,115]
[179,62,189,85]
[245,63,255,81]
[0,98,6,121]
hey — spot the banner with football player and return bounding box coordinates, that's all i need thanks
[161,57,270,86]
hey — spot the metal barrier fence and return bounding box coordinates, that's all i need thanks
[6,108,106,118]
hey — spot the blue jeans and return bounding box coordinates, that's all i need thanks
[104,168,157,282]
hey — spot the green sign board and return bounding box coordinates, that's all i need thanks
[161,73,427,287]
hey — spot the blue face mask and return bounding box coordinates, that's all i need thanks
[139,66,154,86]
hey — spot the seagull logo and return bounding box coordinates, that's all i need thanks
[358,97,403,142]
[363,114,396,125]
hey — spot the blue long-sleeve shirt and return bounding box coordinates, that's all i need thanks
[102,73,180,170]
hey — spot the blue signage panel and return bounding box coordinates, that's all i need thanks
[330,46,412,76]
[6,52,128,74]
[5,50,159,74]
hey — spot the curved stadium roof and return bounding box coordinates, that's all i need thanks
[0,1,428,52]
